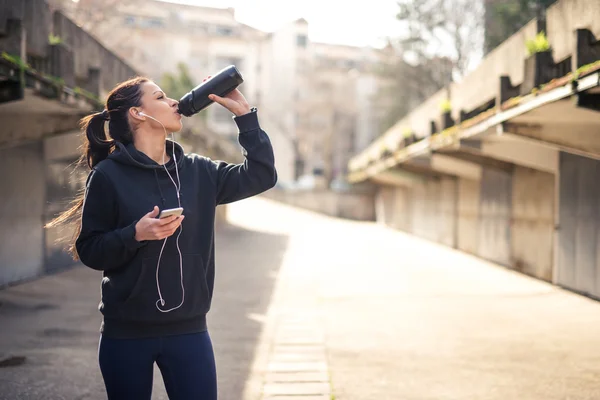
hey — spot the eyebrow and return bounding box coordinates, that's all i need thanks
[153,90,165,95]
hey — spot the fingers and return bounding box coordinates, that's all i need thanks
[156,214,179,226]
[145,206,160,218]
[208,93,227,106]
[152,216,184,239]
[162,215,184,230]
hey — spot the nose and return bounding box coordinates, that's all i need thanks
[170,98,179,108]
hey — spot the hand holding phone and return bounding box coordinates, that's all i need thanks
[135,206,184,242]
[159,207,184,219]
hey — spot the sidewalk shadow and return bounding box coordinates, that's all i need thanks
[211,221,289,400]
[0,221,288,400]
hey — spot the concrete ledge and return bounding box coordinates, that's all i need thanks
[261,189,375,221]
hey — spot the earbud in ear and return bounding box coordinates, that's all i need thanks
[138,111,146,117]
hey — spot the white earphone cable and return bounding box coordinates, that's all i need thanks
[142,112,185,313]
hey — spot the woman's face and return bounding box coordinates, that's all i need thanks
[137,81,182,133]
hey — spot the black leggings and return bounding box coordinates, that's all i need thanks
[98,331,217,400]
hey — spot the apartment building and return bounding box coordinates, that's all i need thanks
[53,0,387,185]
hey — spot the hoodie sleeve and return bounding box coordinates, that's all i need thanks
[209,110,278,205]
[75,168,146,271]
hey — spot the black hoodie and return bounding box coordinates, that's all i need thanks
[75,110,277,339]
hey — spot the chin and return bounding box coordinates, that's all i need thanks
[167,120,183,133]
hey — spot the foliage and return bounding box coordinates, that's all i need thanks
[376,0,481,134]
[573,60,600,80]
[440,98,452,113]
[160,63,207,122]
[395,0,485,80]
[160,63,195,101]
[1,52,30,69]
[74,86,101,103]
[485,0,557,54]
[525,31,550,56]
[46,75,65,86]
[48,34,64,45]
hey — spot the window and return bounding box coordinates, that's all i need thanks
[296,34,308,47]
[216,56,242,70]
[147,18,165,28]
[216,25,234,36]
[188,21,208,33]
[124,15,136,26]
[344,60,357,69]
[139,17,165,29]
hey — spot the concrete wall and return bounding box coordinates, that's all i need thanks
[375,186,412,232]
[457,178,480,254]
[369,166,556,285]
[451,20,538,119]
[53,11,138,95]
[375,186,395,226]
[391,186,412,232]
[0,143,46,286]
[556,152,600,298]
[0,0,139,286]
[546,0,600,63]
[1,0,138,97]
[375,177,459,247]
[264,189,376,221]
[481,135,559,174]
[350,0,600,174]
[370,164,558,285]
[478,167,513,266]
[438,178,457,248]
[410,179,441,243]
[510,166,555,281]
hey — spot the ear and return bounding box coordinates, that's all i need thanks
[129,107,146,121]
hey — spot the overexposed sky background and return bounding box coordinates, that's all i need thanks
[159,0,403,48]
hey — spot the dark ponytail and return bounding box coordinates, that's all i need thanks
[82,110,114,169]
[46,76,149,260]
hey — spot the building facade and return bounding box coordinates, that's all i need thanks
[54,0,388,185]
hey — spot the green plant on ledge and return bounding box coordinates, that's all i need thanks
[572,60,600,82]
[48,34,64,45]
[525,31,550,56]
[45,75,65,87]
[74,86,101,103]
[1,52,30,70]
[439,98,452,113]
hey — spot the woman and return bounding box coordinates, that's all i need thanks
[47,76,277,399]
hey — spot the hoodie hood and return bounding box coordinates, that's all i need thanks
[109,140,185,171]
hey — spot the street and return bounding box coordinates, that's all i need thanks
[1,196,600,399]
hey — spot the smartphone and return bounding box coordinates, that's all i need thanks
[159,207,184,219]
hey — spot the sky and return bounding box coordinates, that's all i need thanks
[158,0,403,48]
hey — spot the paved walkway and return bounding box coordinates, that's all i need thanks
[230,197,600,400]
[2,196,600,399]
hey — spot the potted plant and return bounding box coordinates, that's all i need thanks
[439,98,454,129]
[521,31,553,95]
[402,127,416,146]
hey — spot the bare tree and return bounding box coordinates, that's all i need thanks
[375,0,484,132]
[396,0,485,80]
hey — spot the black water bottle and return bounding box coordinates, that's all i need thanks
[177,65,244,117]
